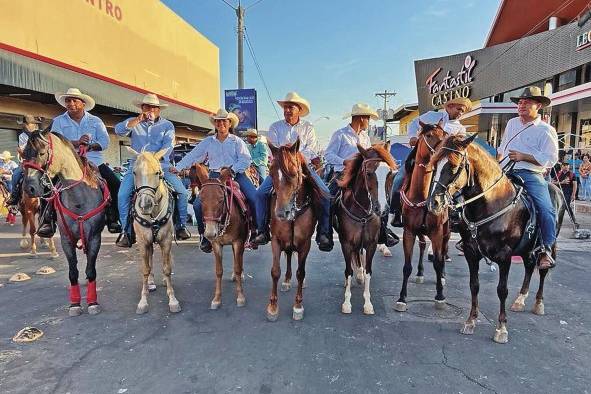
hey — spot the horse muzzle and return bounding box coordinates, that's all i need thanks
[137,194,155,216]
[23,178,43,198]
[428,193,447,215]
[204,222,220,239]
[275,204,295,221]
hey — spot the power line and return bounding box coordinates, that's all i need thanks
[218,0,235,10]
[246,0,265,10]
[244,27,281,120]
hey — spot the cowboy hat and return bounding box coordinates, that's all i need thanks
[277,91,310,117]
[16,115,42,125]
[445,97,473,112]
[133,93,169,108]
[0,150,15,160]
[55,88,96,111]
[243,128,258,137]
[510,86,551,107]
[209,108,239,129]
[343,103,379,120]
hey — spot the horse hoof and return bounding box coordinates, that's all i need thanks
[355,277,364,285]
[69,306,83,317]
[266,309,279,322]
[363,304,375,315]
[493,328,509,344]
[382,248,392,257]
[460,322,475,335]
[27,253,38,259]
[210,301,221,310]
[280,282,291,292]
[19,239,29,249]
[441,278,446,287]
[415,276,424,284]
[88,304,101,315]
[236,298,246,307]
[302,278,307,289]
[292,307,304,321]
[148,284,157,292]
[136,304,148,315]
[510,302,525,312]
[393,302,407,312]
[434,300,447,310]
[169,302,181,313]
[341,303,352,314]
[50,253,59,260]
[532,303,545,316]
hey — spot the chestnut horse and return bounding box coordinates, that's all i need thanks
[336,143,397,315]
[265,139,324,321]
[19,195,58,258]
[193,163,248,309]
[394,122,450,313]
[428,134,565,343]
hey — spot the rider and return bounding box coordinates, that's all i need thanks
[498,86,559,270]
[0,151,18,193]
[5,115,42,207]
[389,97,471,226]
[324,103,398,247]
[244,128,269,179]
[36,88,122,237]
[114,93,191,247]
[252,92,333,252]
[174,109,257,253]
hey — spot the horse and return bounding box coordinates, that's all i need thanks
[428,133,565,343]
[335,143,397,315]
[19,194,59,259]
[129,149,180,314]
[22,129,110,316]
[193,163,249,309]
[265,138,324,321]
[394,121,450,313]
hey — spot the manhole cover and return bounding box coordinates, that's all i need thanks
[406,299,464,320]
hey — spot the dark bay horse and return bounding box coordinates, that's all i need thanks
[336,143,397,314]
[394,122,450,313]
[23,130,109,316]
[194,163,248,309]
[428,134,565,343]
[265,139,324,321]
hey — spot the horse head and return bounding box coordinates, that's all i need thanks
[22,128,54,198]
[428,133,477,214]
[199,164,233,240]
[416,120,447,165]
[130,148,167,217]
[268,138,303,221]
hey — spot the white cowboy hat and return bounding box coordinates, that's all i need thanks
[277,91,310,117]
[55,88,96,111]
[343,103,379,120]
[133,93,169,108]
[209,108,239,129]
[243,128,258,137]
[0,150,15,160]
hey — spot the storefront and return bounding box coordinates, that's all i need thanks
[0,0,220,165]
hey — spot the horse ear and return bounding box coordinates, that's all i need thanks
[437,119,444,129]
[458,133,478,148]
[357,144,368,157]
[154,148,168,161]
[383,141,390,152]
[291,137,301,153]
[268,142,279,156]
[418,120,426,129]
[195,163,209,184]
[126,146,140,157]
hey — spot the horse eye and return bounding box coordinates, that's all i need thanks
[132,171,136,175]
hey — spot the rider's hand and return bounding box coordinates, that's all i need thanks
[169,167,179,174]
[79,134,90,145]
[508,150,525,162]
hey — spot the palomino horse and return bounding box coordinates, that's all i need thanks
[335,143,397,315]
[22,130,109,316]
[394,122,450,312]
[265,139,324,321]
[193,163,248,309]
[428,134,565,343]
[130,149,180,314]
[19,195,59,258]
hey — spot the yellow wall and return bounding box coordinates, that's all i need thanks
[398,110,419,135]
[1,0,219,112]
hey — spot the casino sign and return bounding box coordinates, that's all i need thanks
[426,55,477,108]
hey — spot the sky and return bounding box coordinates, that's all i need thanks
[161,0,500,145]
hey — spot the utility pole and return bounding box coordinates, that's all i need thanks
[236,1,245,89]
[375,90,396,142]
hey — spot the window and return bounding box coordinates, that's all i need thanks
[557,69,576,91]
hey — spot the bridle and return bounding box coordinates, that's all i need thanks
[274,150,309,218]
[200,179,234,237]
[132,169,174,241]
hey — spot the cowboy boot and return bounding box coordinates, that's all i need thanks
[116,233,132,248]
[199,235,212,253]
[105,203,122,234]
[390,191,403,227]
[37,199,56,238]
[379,211,399,247]
[176,225,191,240]
[5,179,22,206]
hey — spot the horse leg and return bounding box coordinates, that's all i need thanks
[363,244,377,315]
[85,236,102,315]
[355,250,365,285]
[232,241,246,307]
[20,212,30,250]
[147,244,156,292]
[281,251,293,292]
[493,261,511,344]
[266,239,282,321]
[394,229,415,312]
[510,256,534,312]
[533,267,548,316]
[293,241,311,321]
[416,234,426,284]
[136,241,153,314]
[161,239,180,313]
[431,235,446,309]
[341,242,355,314]
[461,249,480,335]
[64,244,82,317]
[210,242,223,310]
[441,230,451,285]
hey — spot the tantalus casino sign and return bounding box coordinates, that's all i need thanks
[425,55,477,108]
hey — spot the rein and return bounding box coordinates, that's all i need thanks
[200,180,235,237]
[132,181,174,241]
[340,157,383,226]
[274,151,310,219]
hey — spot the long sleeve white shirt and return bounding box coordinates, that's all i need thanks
[267,119,319,163]
[175,134,252,173]
[407,110,466,138]
[498,116,558,173]
[324,125,371,171]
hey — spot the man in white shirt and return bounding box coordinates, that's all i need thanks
[252,92,333,251]
[498,86,559,269]
[389,97,471,226]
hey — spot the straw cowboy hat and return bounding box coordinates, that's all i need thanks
[277,91,310,117]
[0,151,15,161]
[209,109,239,129]
[243,128,258,137]
[55,88,96,111]
[16,115,42,125]
[343,103,379,120]
[445,97,473,112]
[133,93,169,108]
[510,86,551,107]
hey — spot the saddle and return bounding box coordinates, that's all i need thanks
[226,180,250,217]
[506,173,539,257]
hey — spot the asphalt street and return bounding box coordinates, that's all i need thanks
[0,220,590,394]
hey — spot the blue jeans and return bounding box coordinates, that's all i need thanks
[11,166,23,193]
[510,169,557,248]
[192,172,257,235]
[256,164,331,235]
[118,169,188,232]
[581,176,591,201]
[388,166,406,213]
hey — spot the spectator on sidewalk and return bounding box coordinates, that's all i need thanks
[0,151,18,192]
[553,162,578,227]
[579,154,591,201]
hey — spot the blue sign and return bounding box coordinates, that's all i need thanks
[224,89,257,131]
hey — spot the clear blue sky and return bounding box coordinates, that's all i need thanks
[162,0,500,145]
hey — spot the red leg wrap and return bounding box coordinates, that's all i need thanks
[87,280,97,304]
[70,284,81,304]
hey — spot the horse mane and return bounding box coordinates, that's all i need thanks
[431,134,500,180]
[272,145,329,200]
[338,143,396,189]
[402,123,442,192]
[51,132,100,188]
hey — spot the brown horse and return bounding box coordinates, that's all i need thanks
[336,143,397,314]
[394,121,450,313]
[265,139,324,321]
[19,195,58,258]
[194,163,248,309]
[428,134,565,343]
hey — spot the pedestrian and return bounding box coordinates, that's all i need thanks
[114,93,190,247]
[553,162,578,226]
[498,86,559,269]
[579,154,591,201]
[243,128,268,179]
[0,151,18,193]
